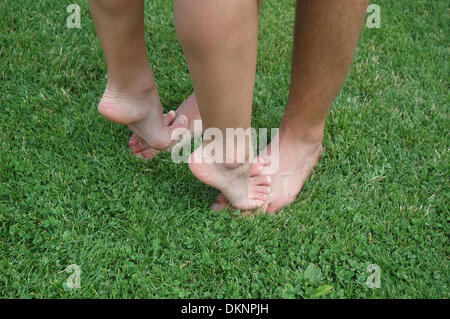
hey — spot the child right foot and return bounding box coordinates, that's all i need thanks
[188,145,271,211]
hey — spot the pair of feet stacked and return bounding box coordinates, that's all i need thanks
[98,88,323,213]
[98,87,270,211]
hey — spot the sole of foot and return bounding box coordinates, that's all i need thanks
[98,88,188,157]
[188,145,271,211]
[211,134,324,214]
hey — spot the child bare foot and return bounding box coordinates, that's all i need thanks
[129,93,201,159]
[212,132,323,213]
[189,143,271,211]
[127,110,187,159]
[98,86,188,154]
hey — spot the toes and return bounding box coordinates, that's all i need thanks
[139,148,158,159]
[132,147,157,160]
[249,200,264,209]
[252,185,271,195]
[130,140,151,154]
[260,158,273,173]
[163,110,177,126]
[249,192,268,201]
[239,199,265,211]
[251,174,272,186]
[266,201,283,214]
[128,112,184,159]
[129,133,144,148]
[129,133,152,154]
[266,194,296,214]
[172,114,188,129]
[211,201,228,212]
[212,194,265,213]
[128,133,138,146]
[248,175,271,203]
[210,194,230,212]
[168,115,189,142]
[249,157,266,177]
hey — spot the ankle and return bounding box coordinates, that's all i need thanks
[279,123,324,147]
[98,78,162,126]
[105,75,158,100]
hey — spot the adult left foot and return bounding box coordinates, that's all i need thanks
[211,132,324,213]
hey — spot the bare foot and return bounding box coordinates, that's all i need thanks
[97,87,188,157]
[127,110,187,159]
[212,133,323,213]
[188,144,271,211]
[129,93,201,159]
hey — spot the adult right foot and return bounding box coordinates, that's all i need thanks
[260,133,323,213]
[98,86,188,157]
[129,93,201,159]
[211,131,324,213]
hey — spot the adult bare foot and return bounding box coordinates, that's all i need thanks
[97,86,188,156]
[261,134,323,213]
[129,93,201,159]
[212,132,323,213]
[189,143,271,211]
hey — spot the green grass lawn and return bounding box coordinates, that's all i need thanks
[0,0,448,298]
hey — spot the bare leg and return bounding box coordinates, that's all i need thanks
[88,0,187,157]
[130,0,265,159]
[213,0,369,213]
[174,0,271,210]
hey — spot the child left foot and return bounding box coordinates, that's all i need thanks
[129,93,201,159]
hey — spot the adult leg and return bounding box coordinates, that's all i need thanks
[88,0,187,157]
[213,0,368,213]
[264,0,369,212]
[174,0,271,210]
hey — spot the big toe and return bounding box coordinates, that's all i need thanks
[249,157,266,177]
[266,193,296,214]
[168,115,189,141]
[266,200,284,214]
[163,110,177,126]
